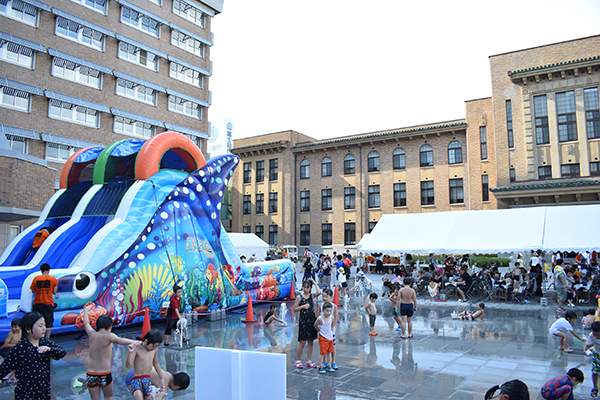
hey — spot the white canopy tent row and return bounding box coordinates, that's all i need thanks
[227,233,270,260]
[356,204,600,255]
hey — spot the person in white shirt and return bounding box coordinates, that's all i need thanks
[549,310,585,352]
[350,271,373,311]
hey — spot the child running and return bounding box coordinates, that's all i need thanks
[549,310,585,353]
[318,288,339,369]
[585,321,600,398]
[541,368,584,400]
[314,303,335,374]
[0,311,66,400]
[264,304,285,326]
[0,317,21,382]
[454,303,486,321]
[366,293,378,336]
[293,277,321,369]
[126,329,165,399]
[83,304,138,400]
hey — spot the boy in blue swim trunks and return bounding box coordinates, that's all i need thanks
[126,367,190,398]
[127,329,164,399]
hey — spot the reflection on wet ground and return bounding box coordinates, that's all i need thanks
[0,293,595,399]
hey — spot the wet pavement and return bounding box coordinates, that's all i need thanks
[0,273,597,399]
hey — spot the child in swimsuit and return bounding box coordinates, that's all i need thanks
[126,330,165,399]
[454,303,486,321]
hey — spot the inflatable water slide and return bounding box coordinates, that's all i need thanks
[0,132,293,334]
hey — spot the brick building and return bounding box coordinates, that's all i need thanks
[231,34,600,255]
[0,0,223,252]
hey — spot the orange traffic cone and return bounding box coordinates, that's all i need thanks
[242,296,256,323]
[333,286,340,306]
[288,281,296,301]
[141,307,151,337]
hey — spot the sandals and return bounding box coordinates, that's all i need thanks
[563,349,574,353]
[305,361,317,368]
[408,335,413,338]
[295,360,304,369]
[591,388,598,398]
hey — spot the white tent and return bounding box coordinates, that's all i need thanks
[227,233,269,260]
[357,204,600,254]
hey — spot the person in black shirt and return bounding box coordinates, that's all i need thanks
[456,265,473,302]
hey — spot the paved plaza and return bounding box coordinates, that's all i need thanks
[0,273,596,399]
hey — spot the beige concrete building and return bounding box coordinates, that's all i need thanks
[0,0,224,253]
[231,34,600,254]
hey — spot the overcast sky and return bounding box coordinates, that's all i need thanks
[208,0,600,141]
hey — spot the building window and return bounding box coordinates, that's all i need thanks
[243,162,251,183]
[0,41,34,68]
[344,223,355,246]
[71,0,106,14]
[269,159,278,181]
[506,100,514,148]
[268,225,278,245]
[561,164,580,178]
[269,192,278,213]
[0,87,30,111]
[173,0,205,28]
[367,151,379,172]
[585,88,600,139]
[369,221,377,233]
[300,159,310,179]
[393,183,406,207]
[538,166,552,180]
[449,178,464,204]
[242,195,251,214]
[321,156,332,177]
[322,223,332,246]
[421,181,434,205]
[169,62,204,88]
[46,142,81,161]
[118,42,158,71]
[344,187,355,209]
[344,154,355,175]
[255,225,264,241]
[121,6,160,37]
[242,226,251,234]
[168,95,202,119]
[48,99,99,127]
[448,141,462,164]
[420,144,433,167]
[534,95,549,145]
[6,134,27,154]
[482,175,489,202]
[255,194,264,214]
[322,189,332,211]
[393,147,405,169]
[480,127,487,160]
[510,168,516,182]
[116,78,156,105]
[255,160,264,182]
[300,224,310,246]
[114,118,154,138]
[171,30,204,58]
[0,0,38,26]
[368,185,380,208]
[556,91,577,142]
[300,190,310,212]
[51,59,102,89]
[55,17,104,51]
[591,162,600,176]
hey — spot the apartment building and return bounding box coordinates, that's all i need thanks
[0,0,224,252]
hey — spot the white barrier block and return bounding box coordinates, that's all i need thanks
[195,346,286,400]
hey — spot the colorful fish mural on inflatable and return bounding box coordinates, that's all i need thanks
[0,132,293,334]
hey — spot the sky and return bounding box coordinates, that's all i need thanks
[208,0,600,141]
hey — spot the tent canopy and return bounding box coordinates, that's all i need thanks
[228,233,269,260]
[357,204,600,255]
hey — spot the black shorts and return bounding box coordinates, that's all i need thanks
[369,314,376,327]
[400,303,414,318]
[165,317,179,335]
[33,303,54,327]
[341,282,348,288]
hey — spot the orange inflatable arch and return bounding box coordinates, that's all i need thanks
[134,131,206,180]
